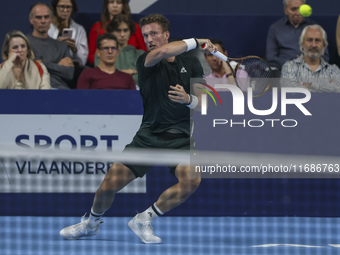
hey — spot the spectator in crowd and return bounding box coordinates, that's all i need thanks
[95,14,144,85]
[88,0,146,65]
[77,33,135,90]
[49,0,89,66]
[337,15,340,57]
[281,25,340,92]
[0,30,51,89]
[27,2,74,89]
[204,38,235,86]
[266,0,329,74]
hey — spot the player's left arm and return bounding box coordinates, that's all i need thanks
[168,82,206,111]
[168,53,207,111]
[191,82,206,111]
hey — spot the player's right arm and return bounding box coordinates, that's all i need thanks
[145,40,187,67]
[145,39,216,68]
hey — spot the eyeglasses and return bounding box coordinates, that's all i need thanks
[100,47,118,52]
[57,5,73,10]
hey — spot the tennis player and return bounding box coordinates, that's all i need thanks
[60,13,217,244]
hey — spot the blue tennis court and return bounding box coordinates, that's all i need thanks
[1,92,340,255]
[1,216,339,255]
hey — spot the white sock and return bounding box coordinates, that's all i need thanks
[88,209,104,228]
[138,202,164,222]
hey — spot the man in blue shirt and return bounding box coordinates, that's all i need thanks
[266,0,329,73]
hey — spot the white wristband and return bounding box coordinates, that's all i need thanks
[186,94,198,109]
[183,38,197,52]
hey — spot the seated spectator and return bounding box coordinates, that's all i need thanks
[0,30,51,89]
[266,0,329,74]
[204,38,235,87]
[95,14,144,85]
[281,25,340,92]
[88,0,146,65]
[77,33,135,90]
[49,0,89,66]
[27,2,74,89]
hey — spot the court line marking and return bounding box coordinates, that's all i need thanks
[252,244,326,248]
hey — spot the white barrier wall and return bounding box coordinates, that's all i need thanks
[0,91,145,193]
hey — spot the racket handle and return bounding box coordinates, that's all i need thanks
[201,43,228,62]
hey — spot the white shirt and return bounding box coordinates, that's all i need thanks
[48,19,89,66]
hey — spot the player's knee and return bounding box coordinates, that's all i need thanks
[190,178,201,192]
[101,163,133,192]
[100,179,120,193]
[180,177,201,195]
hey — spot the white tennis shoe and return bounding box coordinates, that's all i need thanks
[128,214,162,244]
[60,213,102,240]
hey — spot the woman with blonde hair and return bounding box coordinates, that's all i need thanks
[0,30,51,89]
[88,0,146,65]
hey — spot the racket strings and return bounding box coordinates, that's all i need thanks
[234,57,273,96]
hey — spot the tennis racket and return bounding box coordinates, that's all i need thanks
[201,44,273,97]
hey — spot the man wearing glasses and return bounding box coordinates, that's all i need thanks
[77,33,135,90]
[26,2,74,89]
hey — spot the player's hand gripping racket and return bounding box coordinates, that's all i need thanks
[201,43,273,97]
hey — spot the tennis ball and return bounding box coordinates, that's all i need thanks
[299,4,312,17]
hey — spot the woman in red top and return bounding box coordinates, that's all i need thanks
[88,0,146,65]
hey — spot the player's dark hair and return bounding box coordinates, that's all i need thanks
[139,14,170,32]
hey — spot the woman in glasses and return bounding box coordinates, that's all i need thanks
[0,30,51,89]
[49,0,88,66]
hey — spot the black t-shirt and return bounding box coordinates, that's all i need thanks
[136,51,204,135]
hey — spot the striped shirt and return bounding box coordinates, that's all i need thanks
[281,55,340,92]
